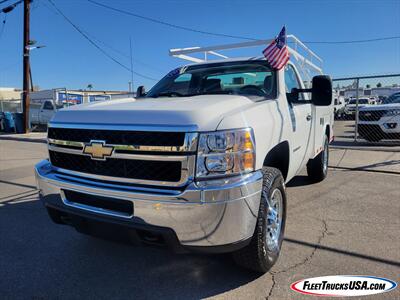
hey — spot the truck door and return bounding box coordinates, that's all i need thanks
[284,64,313,173]
[40,100,55,125]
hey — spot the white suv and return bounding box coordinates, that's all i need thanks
[358,92,400,142]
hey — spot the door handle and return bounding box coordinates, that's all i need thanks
[306,114,312,121]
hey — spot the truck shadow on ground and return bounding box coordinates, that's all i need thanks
[0,194,260,299]
[286,175,316,187]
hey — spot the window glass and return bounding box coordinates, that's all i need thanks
[43,101,54,110]
[383,93,400,104]
[171,73,192,94]
[284,64,304,101]
[146,61,276,100]
[284,65,301,93]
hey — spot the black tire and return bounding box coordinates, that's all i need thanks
[307,135,329,182]
[232,167,286,273]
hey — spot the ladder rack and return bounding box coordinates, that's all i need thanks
[169,35,323,78]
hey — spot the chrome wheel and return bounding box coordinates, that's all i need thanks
[265,188,283,251]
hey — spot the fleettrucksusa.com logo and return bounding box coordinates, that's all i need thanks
[290,275,397,297]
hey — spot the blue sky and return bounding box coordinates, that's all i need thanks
[0,0,399,91]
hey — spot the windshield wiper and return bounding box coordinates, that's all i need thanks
[150,91,184,98]
[186,91,233,97]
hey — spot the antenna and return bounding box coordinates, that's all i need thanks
[129,36,134,92]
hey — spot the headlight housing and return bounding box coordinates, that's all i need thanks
[196,128,256,179]
[384,109,400,116]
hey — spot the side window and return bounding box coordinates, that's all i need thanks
[284,65,304,101]
[43,101,54,110]
[171,73,192,94]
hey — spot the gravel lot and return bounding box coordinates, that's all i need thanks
[0,139,399,299]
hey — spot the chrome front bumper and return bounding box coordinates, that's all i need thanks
[35,160,263,248]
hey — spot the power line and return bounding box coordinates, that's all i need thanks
[0,0,12,4]
[1,0,23,14]
[46,0,157,81]
[301,36,400,44]
[87,0,258,41]
[87,0,400,45]
[0,14,6,42]
[81,29,165,72]
[42,0,163,74]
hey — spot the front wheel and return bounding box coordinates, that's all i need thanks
[307,135,329,182]
[232,167,286,273]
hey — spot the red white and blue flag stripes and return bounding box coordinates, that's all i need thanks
[262,26,290,70]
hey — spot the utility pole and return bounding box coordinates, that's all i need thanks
[29,66,34,91]
[22,0,30,133]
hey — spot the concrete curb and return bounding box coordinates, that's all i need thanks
[331,144,400,152]
[0,136,47,144]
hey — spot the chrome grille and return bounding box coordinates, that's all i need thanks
[47,125,198,187]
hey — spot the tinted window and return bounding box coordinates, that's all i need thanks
[349,99,369,104]
[383,93,400,104]
[43,101,54,110]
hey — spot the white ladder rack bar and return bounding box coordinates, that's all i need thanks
[287,34,323,63]
[288,47,323,74]
[169,35,323,74]
[169,39,273,56]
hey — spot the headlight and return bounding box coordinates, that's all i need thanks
[196,128,255,178]
[384,110,400,116]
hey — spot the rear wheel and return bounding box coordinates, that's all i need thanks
[307,135,329,182]
[232,167,286,273]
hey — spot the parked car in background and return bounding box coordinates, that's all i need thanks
[358,92,400,142]
[334,96,346,119]
[368,97,378,105]
[344,98,371,118]
[30,100,65,126]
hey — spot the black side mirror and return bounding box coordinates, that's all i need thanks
[287,88,300,103]
[311,75,332,106]
[136,86,146,98]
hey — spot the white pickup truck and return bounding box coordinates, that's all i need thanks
[30,100,63,126]
[35,37,333,272]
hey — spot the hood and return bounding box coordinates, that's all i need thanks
[51,95,255,131]
[360,103,400,111]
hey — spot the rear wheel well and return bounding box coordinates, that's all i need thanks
[263,141,289,181]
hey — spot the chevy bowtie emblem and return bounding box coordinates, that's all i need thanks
[83,141,113,160]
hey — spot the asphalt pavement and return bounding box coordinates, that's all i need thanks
[0,139,399,299]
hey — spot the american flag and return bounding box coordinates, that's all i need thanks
[262,26,290,70]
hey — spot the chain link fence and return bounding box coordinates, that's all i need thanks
[333,74,400,146]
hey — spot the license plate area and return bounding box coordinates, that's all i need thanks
[61,190,133,218]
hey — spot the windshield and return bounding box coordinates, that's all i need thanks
[349,99,369,104]
[146,61,276,100]
[382,93,400,104]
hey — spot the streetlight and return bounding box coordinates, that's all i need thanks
[26,42,45,92]
[25,45,46,51]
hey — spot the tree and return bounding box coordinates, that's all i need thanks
[87,84,93,91]
[366,84,370,89]
[376,83,382,88]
